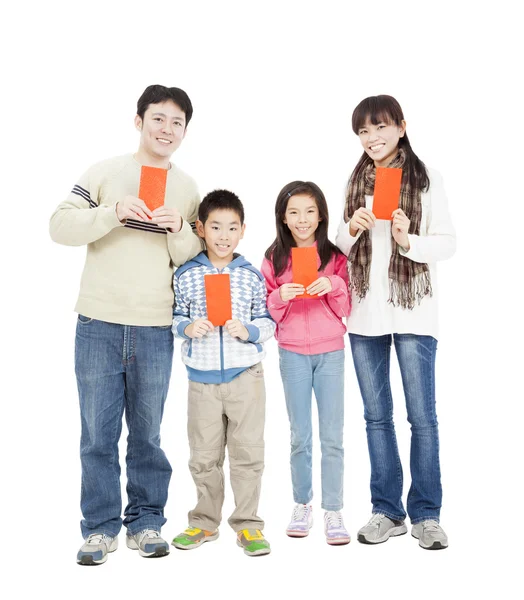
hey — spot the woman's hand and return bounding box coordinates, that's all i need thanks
[391,208,410,250]
[349,207,376,236]
[280,283,305,301]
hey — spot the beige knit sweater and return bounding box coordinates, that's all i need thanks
[50,154,204,326]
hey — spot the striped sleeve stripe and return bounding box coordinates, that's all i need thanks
[190,221,197,230]
[72,185,97,208]
[125,219,167,235]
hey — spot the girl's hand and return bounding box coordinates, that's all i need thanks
[225,319,249,341]
[185,318,214,339]
[391,208,410,250]
[350,207,376,236]
[280,283,305,301]
[306,277,332,297]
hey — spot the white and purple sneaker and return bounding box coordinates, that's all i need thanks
[324,511,351,545]
[286,504,313,538]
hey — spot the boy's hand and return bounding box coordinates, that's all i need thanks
[279,283,305,301]
[116,195,153,223]
[151,206,183,233]
[225,319,249,341]
[185,318,214,339]
[306,276,332,297]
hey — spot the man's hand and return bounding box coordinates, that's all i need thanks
[151,206,183,233]
[391,208,410,250]
[116,195,153,223]
[184,318,214,339]
[225,319,249,341]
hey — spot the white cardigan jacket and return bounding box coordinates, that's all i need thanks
[335,168,456,339]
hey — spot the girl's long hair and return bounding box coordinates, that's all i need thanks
[349,95,430,193]
[265,181,343,278]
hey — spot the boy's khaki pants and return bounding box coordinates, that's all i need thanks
[187,364,265,532]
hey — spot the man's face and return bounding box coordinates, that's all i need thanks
[135,100,186,160]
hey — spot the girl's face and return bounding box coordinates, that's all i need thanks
[283,194,320,247]
[358,117,406,167]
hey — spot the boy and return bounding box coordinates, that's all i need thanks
[171,190,275,556]
[50,84,204,565]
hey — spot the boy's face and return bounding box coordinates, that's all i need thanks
[197,209,245,263]
[134,100,186,160]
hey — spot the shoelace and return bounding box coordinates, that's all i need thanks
[366,513,385,526]
[136,529,160,545]
[86,533,112,545]
[325,511,343,529]
[292,504,310,522]
[422,520,440,532]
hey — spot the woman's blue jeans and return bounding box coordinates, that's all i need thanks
[75,315,173,538]
[349,333,442,524]
[279,348,345,511]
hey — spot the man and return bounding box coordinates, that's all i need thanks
[50,84,203,565]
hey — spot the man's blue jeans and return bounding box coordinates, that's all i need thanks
[75,315,173,538]
[349,333,442,524]
[279,348,345,511]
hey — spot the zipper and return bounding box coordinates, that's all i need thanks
[219,326,224,381]
[305,299,310,354]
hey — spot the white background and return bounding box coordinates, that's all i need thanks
[2,1,522,598]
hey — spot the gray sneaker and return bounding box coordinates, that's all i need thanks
[77,533,118,565]
[357,513,407,544]
[126,529,170,558]
[411,520,448,550]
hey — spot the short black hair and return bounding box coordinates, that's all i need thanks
[198,190,245,225]
[136,84,193,125]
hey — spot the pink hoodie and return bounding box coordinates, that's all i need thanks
[261,250,351,355]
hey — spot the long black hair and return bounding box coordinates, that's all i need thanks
[265,181,343,278]
[349,95,429,193]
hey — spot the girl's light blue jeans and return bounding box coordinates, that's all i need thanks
[349,333,442,524]
[279,347,345,511]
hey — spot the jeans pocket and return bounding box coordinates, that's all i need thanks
[77,314,94,324]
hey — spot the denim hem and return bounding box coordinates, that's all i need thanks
[373,509,406,522]
[82,528,120,540]
[294,498,313,505]
[322,504,343,511]
[125,520,166,535]
[410,515,440,525]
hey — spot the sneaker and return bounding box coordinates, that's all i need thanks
[172,527,219,550]
[236,529,271,556]
[357,513,407,544]
[324,511,351,545]
[77,533,118,565]
[286,504,313,537]
[411,520,448,550]
[126,529,170,558]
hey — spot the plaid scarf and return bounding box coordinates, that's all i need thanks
[344,148,432,309]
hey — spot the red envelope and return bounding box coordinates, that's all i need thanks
[138,166,168,211]
[292,247,319,299]
[373,167,402,220]
[204,274,232,326]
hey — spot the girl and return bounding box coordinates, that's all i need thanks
[261,181,351,545]
[336,95,456,550]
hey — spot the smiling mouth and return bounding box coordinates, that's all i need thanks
[369,143,385,152]
[296,227,311,232]
[157,138,172,145]
[216,244,230,250]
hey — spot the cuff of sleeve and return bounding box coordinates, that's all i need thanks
[176,320,192,339]
[167,218,191,238]
[398,234,416,259]
[103,204,125,228]
[245,324,260,342]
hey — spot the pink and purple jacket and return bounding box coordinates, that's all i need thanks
[261,250,351,355]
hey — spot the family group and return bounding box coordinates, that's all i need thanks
[49,84,456,565]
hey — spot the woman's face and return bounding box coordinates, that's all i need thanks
[357,117,406,167]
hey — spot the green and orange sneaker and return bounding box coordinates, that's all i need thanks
[236,529,271,556]
[171,527,219,550]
